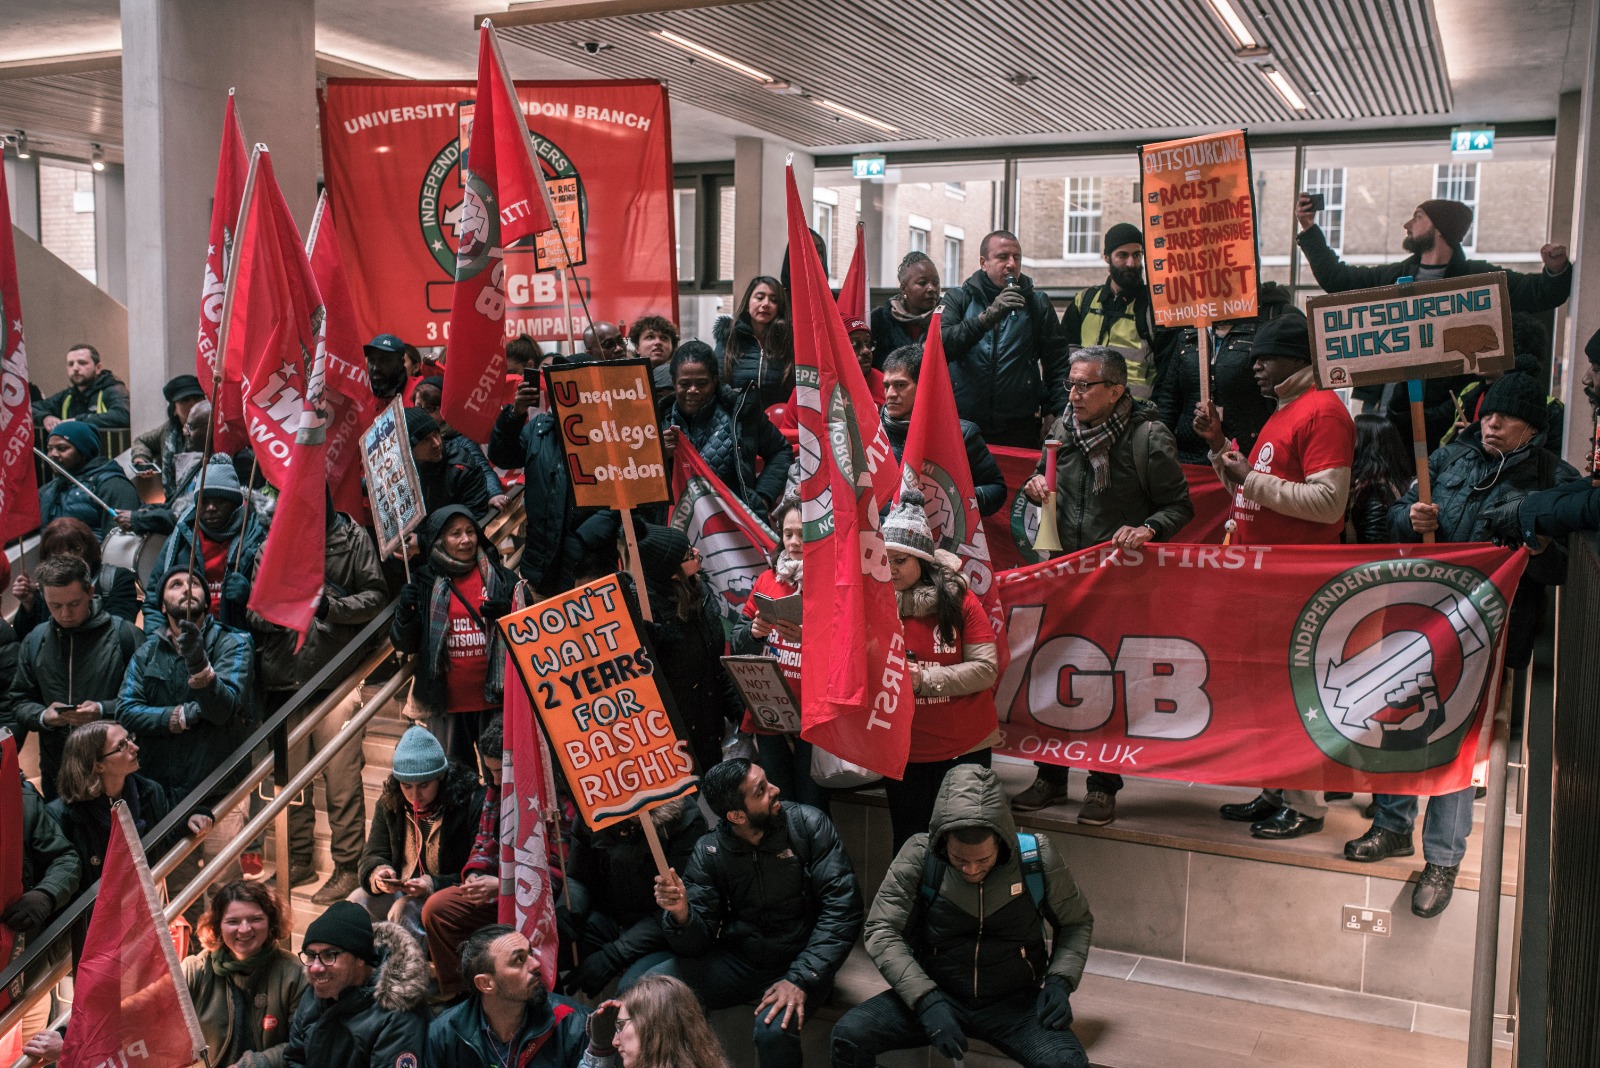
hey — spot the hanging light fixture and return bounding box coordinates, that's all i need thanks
[90,144,106,172]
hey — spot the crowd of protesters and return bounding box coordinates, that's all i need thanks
[3,191,1595,1068]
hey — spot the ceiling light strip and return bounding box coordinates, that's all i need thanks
[1261,67,1309,112]
[813,98,899,134]
[1205,0,1260,49]
[651,29,777,84]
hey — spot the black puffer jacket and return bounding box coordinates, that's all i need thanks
[664,801,862,993]
[38,458,143,537]
[939,271,1069,440]
[283,922,430,1068]
[34,369,131,428]
[1152,322,1277,462]
[660,385,792,514]
[713,315,792,411]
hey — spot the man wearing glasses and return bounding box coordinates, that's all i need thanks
[284,901,429,1068]
[428,924,619,1067]
[1011,347,1194,826]
[582,321,629,361]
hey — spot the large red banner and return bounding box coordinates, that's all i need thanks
[0,160,40,544]
[307,194,377,519]
[993,541,1527,794]
[319,77,675,350]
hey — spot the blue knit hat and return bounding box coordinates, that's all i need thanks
[197,459,244,504]
[49,421,100,462]
[391,726,448,783]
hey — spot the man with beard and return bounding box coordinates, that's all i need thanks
[364,334,411,404]
[140,462,266,635]
[640,758,862,1068]
[427,925,617,1068]
[33,342,129,431]
[1296,196,1573,449]
[940,230,1070,447]
[1060,223,1178,401]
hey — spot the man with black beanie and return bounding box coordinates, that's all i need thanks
[132,374,208,498]
[1059,222,1180,402]
[406,407,491,521]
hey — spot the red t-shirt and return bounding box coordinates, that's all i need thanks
[739,571,802,733]
[902,588,999,763]
[1231,387,1354,545]
[199,532,231,615]
[443,570,493,712]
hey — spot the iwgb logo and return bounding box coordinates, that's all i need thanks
[1290,559,1507,772]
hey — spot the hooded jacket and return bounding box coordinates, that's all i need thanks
[441,428,504,503]
[881,411,1007,517]
[488,404,620,596]
[663,801,863,993]
[713,315,792,411]
[1036,400,1195,551]
[427,994,611,1068]
[5,603,143,790]
[182,946,309,1068]
[864,765,1094,1008]
[34,369,131,429]
[660,384,793,513]
[389,505,515,717]
[359,762,485,894]
[38,456,143,537]
[141,489,269,635]
[939,271,1070,439]
[1297,224,1572,314]
[283,922,430,1068]
[414,452,492,522]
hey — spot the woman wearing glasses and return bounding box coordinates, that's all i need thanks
[613,974,729,1068]
[182,881,308,1068]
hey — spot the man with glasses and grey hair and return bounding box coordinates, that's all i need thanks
[1012,347,1194,825]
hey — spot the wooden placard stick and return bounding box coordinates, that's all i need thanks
[1197,322,1213,414]
[620,506,653,622]
[1407,379,1435,544]
[638,811,669,877]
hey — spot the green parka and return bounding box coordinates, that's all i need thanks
[182,947,309,1068]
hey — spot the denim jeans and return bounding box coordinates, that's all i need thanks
[634,952,829,1068]
[1372,786,1476,866]
[831,989,1087,1068]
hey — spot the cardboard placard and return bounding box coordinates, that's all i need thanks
[1140,129,1260,327]
[545,358,670,510]
[359,398,426,558]
[1306,273,1514,389]
[722,655,803,734]
[498,575,696,831]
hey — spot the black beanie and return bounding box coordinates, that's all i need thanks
[163,375,206,405]
[1251,311,1312,362]
[303,901,377,964]
[403,407,438,446]
[1417,199,1474,248]
[1479,372,1547,431]
[636,521,691,583]
[1103,222,1143,255]
[1585,327,1600,367]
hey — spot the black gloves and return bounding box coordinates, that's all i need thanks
[397,584,421,614]
[568,948,621,998]
[177,620,210,675]
[916,991,967,1060]
[585,1002,620,1055]
[1483,498,1528,547]
[221,571,251,604]
[1037,975,1075,1030]
[1,890,55,934]
[314,594,331,621]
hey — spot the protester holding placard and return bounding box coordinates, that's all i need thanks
[489,368,621,598]
[715,277,794,411]
[391,505,514,765]
[659,342,793,516]
[1060,223,1179,401]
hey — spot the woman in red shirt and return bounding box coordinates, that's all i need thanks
[881,485,1001,850]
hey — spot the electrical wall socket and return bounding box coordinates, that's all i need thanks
[1342,905,1392,936]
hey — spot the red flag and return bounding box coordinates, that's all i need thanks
[61,804,205,1068]
[897,306,1007,672]
[307,194,378,519]
[442,21,557,444]
[670,437,777,627]
[0,162,40,545]
[224,148,328,637]
[837,222,868,323]
[198,93,250,453]
[0,733,22,1016]
[499,653,560,990]
[788,166,911,780]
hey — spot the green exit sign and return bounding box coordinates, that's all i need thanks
[1451,127,1494,156]
[852,155,886,180]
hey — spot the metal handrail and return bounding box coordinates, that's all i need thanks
[1467,674,1516,1067]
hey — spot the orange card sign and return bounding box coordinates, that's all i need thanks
[545,358,670,510]
[498,574,695,830]
[1140,129,1259,327]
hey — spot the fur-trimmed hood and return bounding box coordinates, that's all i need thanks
[895,549,966,618]
[371,920,429,1013]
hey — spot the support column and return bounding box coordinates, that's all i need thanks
[94,164,126,304]
[121,0,317,435]
[733,137,812,286]
[4,153,40,240]
[1560,5,1600,467]
[858,177,899,287]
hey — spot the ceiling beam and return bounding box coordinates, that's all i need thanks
[474,0,764,30]
[0,51,121,82]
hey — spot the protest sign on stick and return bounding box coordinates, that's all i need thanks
[1141,129,1259,411]
[360,397,426,571]
[499,575,695,873]
[722,655,802,734]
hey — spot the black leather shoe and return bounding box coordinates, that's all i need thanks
[1250,807,1325,840]
[1412,863,1459,918]
[1219,794,1279,822]
[1344,826,1415,862]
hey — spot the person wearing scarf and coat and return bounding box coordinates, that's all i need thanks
[871,252,944,366]
[391,505,514,768]
[1014,347,1193,826]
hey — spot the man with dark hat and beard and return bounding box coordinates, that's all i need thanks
[1060,222,1180,401]
[132,374,208,498]
[364,334,411,404]
[140,459,266,635]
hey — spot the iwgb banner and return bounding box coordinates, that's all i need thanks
[320,78,675,349]
[994,541,1528,794]
[669,437,776,630]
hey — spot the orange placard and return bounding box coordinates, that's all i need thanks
[1140,129,1259,327]
[545,358,670,510]
[499,574,696,831]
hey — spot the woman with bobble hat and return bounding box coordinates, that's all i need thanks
[351,725,485,945]
[881,479,1002,850]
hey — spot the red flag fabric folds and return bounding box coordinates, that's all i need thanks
[836,222,867,324]
[670,437,777,628]
[443,21,557,444]
[307,194,378,519]
[60,805,205,1068]
[224,148,329,637]
[788,166,912,781]
[0,163,40,545]
[499,654,561,990]
[198,94,250,453]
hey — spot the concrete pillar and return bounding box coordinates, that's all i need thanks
[121,0,317,436]
[733,137,812,286]
[94,164,126,304]
[4,153,40,240]
[1560,3,1600,467]
[858,177,899,287]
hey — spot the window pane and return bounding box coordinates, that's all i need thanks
[811,201,836,277]
[943,236,963,282]
[1015,156,1137,288]
[1065,176,1103,256]
[717,184,736,283]
[1434,162,1480,251]
[39,160,96,284]
[674,187,697,284]
[909,226,928,254]
[1302,167,1346,253]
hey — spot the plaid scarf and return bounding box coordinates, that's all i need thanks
[1064,393,1134,494]
[424,549,506,705]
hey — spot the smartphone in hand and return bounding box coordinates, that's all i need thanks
[1304,192,1326,212]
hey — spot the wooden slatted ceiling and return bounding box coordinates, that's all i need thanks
[0,69,123,161]
[499,0,1452,146]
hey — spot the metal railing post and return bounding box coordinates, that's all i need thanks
[1468,677,1516,1067]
